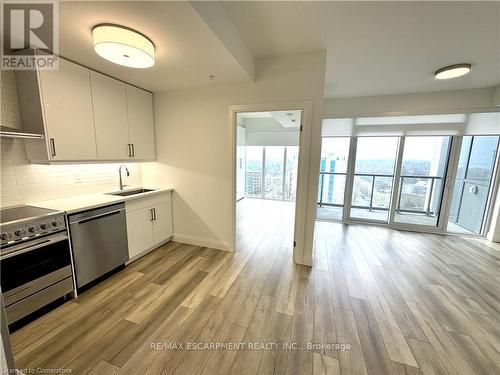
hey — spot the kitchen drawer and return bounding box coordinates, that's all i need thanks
[125,191,171,212]
[5,277,73,324]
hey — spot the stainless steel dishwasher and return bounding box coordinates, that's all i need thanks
[69,203,128,288]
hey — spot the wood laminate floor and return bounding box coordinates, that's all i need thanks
[10,198,500,374]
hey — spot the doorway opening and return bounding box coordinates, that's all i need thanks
[235,110,301,253]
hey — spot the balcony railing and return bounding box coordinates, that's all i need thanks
[396,175,442,215]
[317,172,442,216]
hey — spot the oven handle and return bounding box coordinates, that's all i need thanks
[0,233,68,260]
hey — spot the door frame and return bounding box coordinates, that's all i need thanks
[228,101,313,265]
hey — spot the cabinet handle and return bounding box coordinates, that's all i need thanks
[49,138,56,157]
[131,143,135,157]
[150,208,154,221]
[153,208,156,221]
[127,144,132,157]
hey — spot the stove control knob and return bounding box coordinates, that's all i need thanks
[28,226,38,233]
[14,229,27,237]
[52,220,61,227]
[40,223,49,230]
[1,233,13,241]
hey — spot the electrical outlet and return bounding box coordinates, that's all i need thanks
[73,172,82,183]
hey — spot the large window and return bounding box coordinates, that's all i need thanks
[245,146,263,198]
[317,112,500,237]
[245,146,299,201]
[285,147,299,201]
[317,137,350,221]
[394,136,451,226]
[350,137,399,222]
[264,146,285,199]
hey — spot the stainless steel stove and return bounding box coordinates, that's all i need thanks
[0,205,65,246]
[0,205,74,325]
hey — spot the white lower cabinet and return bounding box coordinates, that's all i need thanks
[153,201,173,245]
[125,192,173,260]
[126,207,154,259]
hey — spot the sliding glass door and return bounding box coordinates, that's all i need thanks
[392,136,452,227]
[316,133,499,236]
[447,136,499,234]
[349,137,399,223]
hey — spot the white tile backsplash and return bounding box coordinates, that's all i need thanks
[0,71,143,208]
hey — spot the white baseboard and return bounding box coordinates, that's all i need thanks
[486,232,500,243]
[173,233,231,252]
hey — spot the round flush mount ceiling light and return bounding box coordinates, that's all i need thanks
[434,63,471,80]
[92,25,155,68]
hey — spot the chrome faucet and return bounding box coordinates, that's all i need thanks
[118,164,130,190]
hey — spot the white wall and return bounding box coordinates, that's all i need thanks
[236,125,246,201]
[0,71,141,207]
[324,87,496,117]
[142,51,326,262]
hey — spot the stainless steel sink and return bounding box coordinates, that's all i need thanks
[107,188,155,197]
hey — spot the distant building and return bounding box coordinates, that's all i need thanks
[246,170,262,197]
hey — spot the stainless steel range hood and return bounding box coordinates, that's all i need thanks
[0,125,44,139]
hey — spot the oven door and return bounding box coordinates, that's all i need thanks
[0,232,72,307]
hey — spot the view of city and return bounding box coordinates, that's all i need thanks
[245,146,299,201]
[244,136,498,229]
[317,136,451,224]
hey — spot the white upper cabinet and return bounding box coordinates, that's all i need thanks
[37,59,97,160]
[90,71,130,160]
[16,54,155,163]
[126,85,155,160]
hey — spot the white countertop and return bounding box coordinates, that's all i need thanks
[30,187,174,214]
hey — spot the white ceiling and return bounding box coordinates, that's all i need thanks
[238,111,301,129]
[223,1,500,98]
[56,1,249,92]
[23,1,500,98]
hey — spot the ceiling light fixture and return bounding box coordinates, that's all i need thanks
[434,63,471,80]
[92,24,155,68]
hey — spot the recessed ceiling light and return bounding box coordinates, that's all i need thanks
[92,25,155,68]
[435,63,471,80]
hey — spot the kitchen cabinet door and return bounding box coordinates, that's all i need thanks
[91,71,130,160]
[152,201,173,245]
[126,85,155,160]
[126,207,154,259]
[38,59,97,160]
